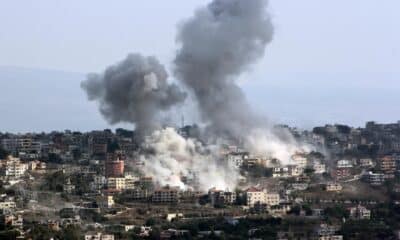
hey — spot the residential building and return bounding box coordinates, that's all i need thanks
[325,183,342,192]
[152,186,179,203]
[3,157,27,178]
[362,171,385,186]
[208,188,236,207]
[105,153,125,178]
[107,178,126,191]
[246,187,279,207]
[349,205,371,220]
[85,232,115,240]
[378,155,396,178]
[291,154,308,168]
[0,201,16,210]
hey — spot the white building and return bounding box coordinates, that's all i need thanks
[4,157,27,178]
[325,183,342,192]
[91,175,107,191]
[85,232,114,240]
[124,175,138,190]
[349,205,371,220]
[313,161,326,174]
[292,154,308,168]
[226,153,246,168]
[0,201,16,210]
[107,177,126,190]
[98,195,114,208]
[337,160,353,168]
[246,187,280,207]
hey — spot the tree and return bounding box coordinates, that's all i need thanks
[324,205,349,220]
[288,205,301,216]
[61,225,82,240]
[304,168,315,177]
[146,218,156,226]
[0,230,20,240]
[44,171,65,192]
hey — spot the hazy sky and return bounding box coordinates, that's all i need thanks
[0,0,399,132]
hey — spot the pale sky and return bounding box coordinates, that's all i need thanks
[0,0,399,132]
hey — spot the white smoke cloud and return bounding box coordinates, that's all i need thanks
[244,128,312,165]
[140,128,239,191]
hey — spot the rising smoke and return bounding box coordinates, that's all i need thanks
[82,0,310,191]
[141,128,238,191]
[81,53,187,136]
[173,0,310,164]
[174,0,274,139]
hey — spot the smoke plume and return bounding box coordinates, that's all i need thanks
[81,53,186,135]
[174,0,274,139]
[140,128,238,191]
[82,0,311,191]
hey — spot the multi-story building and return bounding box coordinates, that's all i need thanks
[97,195,114,208]
[125,188,149,200]
[325,183,342,192]
[3,214,23,229]
[84,232,115,240]
[245,187,279,207]
[333,160,353,180]
[105,152,125,178]
[291,154,308,168]
[124,175,137,190]
[152,186,179,203]
[91,175,107,191]
[1,137,41,158]
[313,161,326,174]
[1,139,18,155]
[378,155,396,178]
[359,158,374,168]
[273,165,303,178]
[349,205,371,220]
[3,157,27,178]
[208,188,236,207]
[63,178,75,194]
[107,178,126,191]
[362,172,385,186]
[226,152,247,168]
[88,132,109,158]
[0,201,16,210]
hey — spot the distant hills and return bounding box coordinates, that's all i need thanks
[0,66,399,132]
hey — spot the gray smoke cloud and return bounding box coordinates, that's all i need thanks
[174,0,274,139]
[81,53,187,135]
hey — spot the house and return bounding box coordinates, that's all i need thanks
[349,205,371,220]
[0,201,16,210]
[378,155,396,178]
[208,188,236,207]
[273,165,303,178]
[2,214,23,228]
[97,195,114,208]
[291,154,308,168]
[3,157,28,179]
[245,187,280,207]
[313,161,326,174]
[362,171,385,186]
[85,232,114,240]
[359,158,374,168]
[107,177,125,191]
[325,183,342,192]
[333,160,353,180]
[152,186,179,203]
[63,178,75,194]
